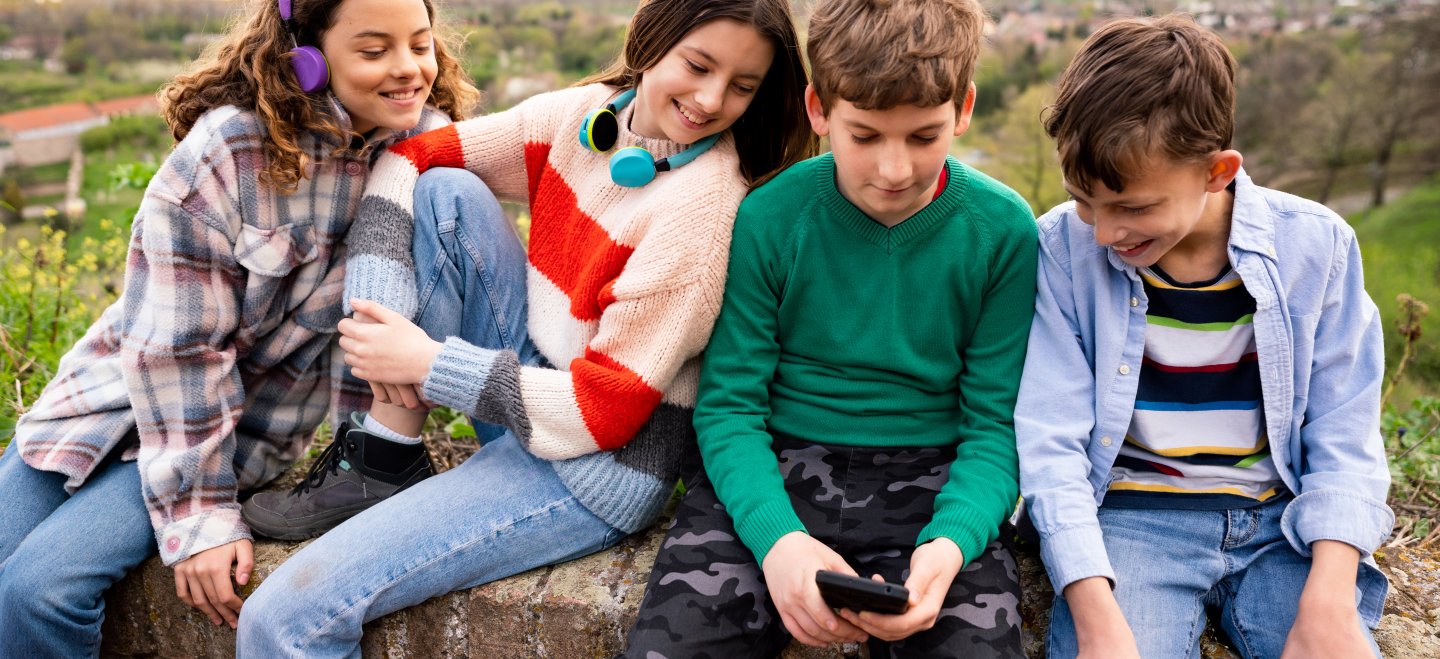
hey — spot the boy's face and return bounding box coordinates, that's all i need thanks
[806,85,975,226]
[1064,150,1243,270]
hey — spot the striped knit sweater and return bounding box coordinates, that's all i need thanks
[345,83,747,533]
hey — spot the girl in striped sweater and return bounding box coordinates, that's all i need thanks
[236,0,815,653]
[0,0,477,653]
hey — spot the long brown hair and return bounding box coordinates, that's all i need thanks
[161,0,479,193]
[581,0,817,188]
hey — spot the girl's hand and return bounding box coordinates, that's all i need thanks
[839,538,963,641]
[173,539,253,628]
[761,532,869,647]
[339,299,443,387]
[348,309,432,410]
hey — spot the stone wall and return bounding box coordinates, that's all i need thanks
[98,507,1440,658]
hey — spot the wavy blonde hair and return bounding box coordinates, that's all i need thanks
[161,0,479,193]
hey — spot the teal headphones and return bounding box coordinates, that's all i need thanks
[579,88,721,188]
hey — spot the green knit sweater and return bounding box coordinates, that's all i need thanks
[695,153,1039,565]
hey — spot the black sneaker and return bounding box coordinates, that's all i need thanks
[242,413,434,541]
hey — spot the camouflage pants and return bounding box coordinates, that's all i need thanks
[621,435,1024,659]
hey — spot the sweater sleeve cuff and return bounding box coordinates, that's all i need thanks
[916,504,996,569]
[343,254,417,319]
[423,337,503,412]
[734,499,808,565]
[1039,523,1116,592]
[155,507,250,566]
[1281,490,1395,558]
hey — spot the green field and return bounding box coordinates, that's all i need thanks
[1351,176,1440,405]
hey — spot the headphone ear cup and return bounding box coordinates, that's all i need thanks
[579,108,619,152]
[288,45,329,93]
[610,147,657,188]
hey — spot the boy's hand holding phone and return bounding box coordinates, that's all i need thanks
[838,537,964,642]
[761,532,869,647]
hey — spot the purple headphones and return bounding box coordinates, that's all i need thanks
[279,0,329,93]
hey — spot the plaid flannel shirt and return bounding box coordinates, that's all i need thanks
[14,101,448,565]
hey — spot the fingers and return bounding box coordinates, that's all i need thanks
[396,383,423,410]
[369,381,391,405]
[235,541,254,587]
[187,571,224,626]
[350,299,399,323]
[780,609,829,647]
[210,567,243,628]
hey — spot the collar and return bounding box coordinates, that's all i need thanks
[1225,167,1278,260]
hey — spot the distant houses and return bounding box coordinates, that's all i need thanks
[0,95,160,175]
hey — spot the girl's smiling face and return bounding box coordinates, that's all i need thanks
[629,18,775,144]
[320,0,437,135]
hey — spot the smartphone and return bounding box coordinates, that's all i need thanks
[815,570,910,614]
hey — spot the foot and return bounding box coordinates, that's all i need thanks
[242,413,434,540]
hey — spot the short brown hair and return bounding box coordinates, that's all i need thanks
[807,0,986,112]
[1044,14,1236,195]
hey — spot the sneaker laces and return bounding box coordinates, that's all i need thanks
[291,433,351,495]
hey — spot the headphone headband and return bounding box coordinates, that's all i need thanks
[277,0,329,93]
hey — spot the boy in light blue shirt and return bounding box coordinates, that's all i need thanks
[1016,15,1392,658]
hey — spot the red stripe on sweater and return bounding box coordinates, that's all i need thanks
[524,142,552,201]
[571,348,663,451]
[1141,352,1259,373]
[388,124,464,172]
[526,161,634,321]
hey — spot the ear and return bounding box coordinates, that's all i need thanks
[804,85,831,137]
[1205,149,1243,192]
[953,82,977,137]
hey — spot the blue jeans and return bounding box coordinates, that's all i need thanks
[236,169,624,657]
[0,445,157,659]
[1045,497,1382,659]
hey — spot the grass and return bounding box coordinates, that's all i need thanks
[1351,175,1440,404]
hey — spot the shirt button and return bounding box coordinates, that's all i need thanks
[1267,246,1277,257]
[1130,296,1139,307]
[1100,436,1113,447]
[1118,364,1131,375]
[345,161,363,176]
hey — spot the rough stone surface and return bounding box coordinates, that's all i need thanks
[98,517,1440,659]
[79,446,1440,658]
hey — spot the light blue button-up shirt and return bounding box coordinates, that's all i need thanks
[1016,169,1392,623]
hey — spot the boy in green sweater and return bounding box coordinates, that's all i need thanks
[619,0,1037,656]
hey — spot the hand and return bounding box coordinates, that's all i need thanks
[1281,540,1370,659]
[339,299,443,388]
[1063,577,1140,659]
[838,538,963,641]
[173,539,253,628]
[1281,596,1371,659]
[350,310,433,411]
[761,532,869,647]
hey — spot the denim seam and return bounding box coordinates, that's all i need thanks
[291,494,581,652]
[455,227,515,351]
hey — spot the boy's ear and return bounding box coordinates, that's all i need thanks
[1205,149,1244,192]
[953,82,977,137]
[804,85,831,137]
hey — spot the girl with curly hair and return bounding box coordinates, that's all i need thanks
[0,0,477,653]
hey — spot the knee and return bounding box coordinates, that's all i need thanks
[414,168,507,235]
[237,574,308,655]
[0,554,81,624]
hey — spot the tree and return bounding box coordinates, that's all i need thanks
[981,84,1067,216]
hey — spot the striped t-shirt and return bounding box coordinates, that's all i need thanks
[1104,265,1287,510]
